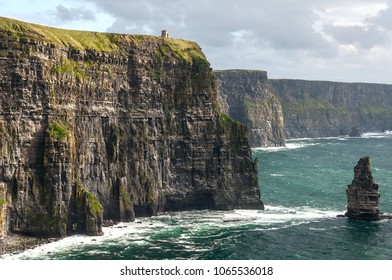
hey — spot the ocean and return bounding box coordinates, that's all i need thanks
[4,132,392,260]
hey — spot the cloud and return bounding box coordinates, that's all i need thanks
[80,0,392,83]
[55,4,96,22]
[323,24,387,49]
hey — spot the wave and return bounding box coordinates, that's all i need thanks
[3,205,344,260]
[253,141,317,152]
[362,131,392,139]
[255,132,392,152]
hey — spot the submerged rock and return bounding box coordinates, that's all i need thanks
[345,156,380,221]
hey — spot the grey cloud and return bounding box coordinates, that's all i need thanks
[87,0,326,49]
[323,24,387,48]
[82,0,392,83]
[373,4,392,29]
[55,4,96,22]
[322,3,392,50]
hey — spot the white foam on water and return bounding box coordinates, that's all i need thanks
[220,205,341,226]
[362,132,392,139]
[253,141,317,152]
[2,219,167,260]
[3,206,343,259]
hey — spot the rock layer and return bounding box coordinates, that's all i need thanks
[215,70,285,147]
[269,79,392,139]
[345,157,380,221]
[0,17,263,239]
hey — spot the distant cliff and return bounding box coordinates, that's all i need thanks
[270,79,392,138]
[215,70,285,147]
[0,17,262,240]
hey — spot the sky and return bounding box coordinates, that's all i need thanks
[1,0,392,84]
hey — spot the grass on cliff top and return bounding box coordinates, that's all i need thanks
[0,16,123,52]
[0,16,207,63]
[163,38,207,64]
[132,34,207,65]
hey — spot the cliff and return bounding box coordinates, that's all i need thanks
[215,70,285,147]
[0,17,262,239]
[269,79,392,138]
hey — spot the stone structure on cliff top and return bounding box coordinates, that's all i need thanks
[0,17,263,240]
[345,156,380,221]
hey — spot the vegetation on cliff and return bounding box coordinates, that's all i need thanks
[0,17,262,242]
[47,120,71,141]
[0,16,207,66]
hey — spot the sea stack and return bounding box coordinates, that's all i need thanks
[345,156,380,221]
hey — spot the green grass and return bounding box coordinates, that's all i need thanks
[0,16,122,52]
[85,191,103,214]
[0,197,5,206]
[360,106,392,115]
[0,16,208,66]
[219,113,245,134]
[283,100,347,114]
[48,120,71,140]
[162,39,207,64]
[51,56,89,78]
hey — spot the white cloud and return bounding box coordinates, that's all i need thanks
[1,0,392,83]
[55,4,96,22]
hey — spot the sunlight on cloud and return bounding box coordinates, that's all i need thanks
[314,3,388,27]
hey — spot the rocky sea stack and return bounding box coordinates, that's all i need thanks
[0,17,263,241]
[345,156,380,221]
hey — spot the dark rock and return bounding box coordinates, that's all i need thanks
[345,157,380,221]
[380,215,392,220]
[349,126,361,137]
[0,17,263,242]
[269,79,392,139]
[103,220,115,227]
[215,70,285,148]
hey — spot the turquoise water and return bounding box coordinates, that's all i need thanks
[4,133,392,260]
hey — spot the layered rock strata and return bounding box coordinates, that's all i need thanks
[0,17,263,239]
[270,79,392,139]
[345,157,380,221]
[215,70,285,147]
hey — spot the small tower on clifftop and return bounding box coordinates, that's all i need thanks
[161,30,169,38]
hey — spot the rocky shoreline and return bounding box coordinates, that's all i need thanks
[0,234,58,258]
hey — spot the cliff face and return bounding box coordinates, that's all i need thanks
[215,70,285,147]
[270,79,392,138]
[0,17,262,239]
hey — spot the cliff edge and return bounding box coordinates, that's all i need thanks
[270,79,392,138]
[0,17,263,239]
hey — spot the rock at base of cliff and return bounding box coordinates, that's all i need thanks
[345,156,380,221]
[349,126,362,137]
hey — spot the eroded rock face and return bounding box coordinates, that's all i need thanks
[0,17,263,239]
[345,157,380,221]
[215,70,285,148]
[269,79,392,139]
